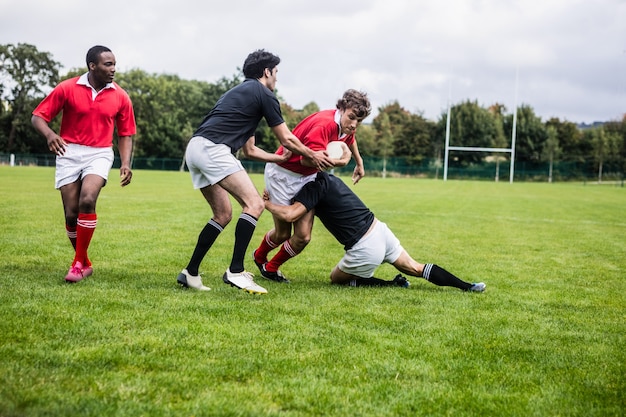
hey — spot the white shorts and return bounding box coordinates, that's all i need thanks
[185,136,244,189]
[264,163,317,205]
[337,220,404,278]
[55,144,114,189]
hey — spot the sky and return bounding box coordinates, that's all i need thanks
[1,0,625,125]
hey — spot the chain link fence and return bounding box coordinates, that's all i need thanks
[2,153,623,185]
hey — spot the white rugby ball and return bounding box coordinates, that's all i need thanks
[326,141,344,159]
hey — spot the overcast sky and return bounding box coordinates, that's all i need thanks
[2,0,625,124]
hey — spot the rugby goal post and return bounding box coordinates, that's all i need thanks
[443,70,518,183]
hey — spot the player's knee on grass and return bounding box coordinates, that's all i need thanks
[330,266,351,285]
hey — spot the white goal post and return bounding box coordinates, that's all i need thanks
[443,69,519,183]
[443,143,516,183]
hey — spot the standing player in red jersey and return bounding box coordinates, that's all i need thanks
[31,45,136,283]
[253,89,371,283]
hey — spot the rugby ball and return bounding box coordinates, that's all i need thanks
[326,141,344,159]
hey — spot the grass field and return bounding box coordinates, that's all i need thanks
[0,166,624,417]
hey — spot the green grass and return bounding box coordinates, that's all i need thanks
[0,166,624,417]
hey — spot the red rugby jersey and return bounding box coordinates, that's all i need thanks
[32,75,136,148]
[277,109,355,176]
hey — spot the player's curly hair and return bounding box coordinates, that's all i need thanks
[86,45,112,68]
[243,49,281,79]
[336,89,371,119]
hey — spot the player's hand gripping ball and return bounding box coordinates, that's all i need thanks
[326,141,344,159]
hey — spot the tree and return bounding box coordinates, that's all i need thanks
[505,104,546,163]
[590,126,622,182]
[377,102,409,157]
[374,112,394,178]
[373,101,434,164]
[394,111,435,164]
[488,103,510,181]
[351,123,376,156]
[542,125,561,183]
[545,118,583,163]
[591,128,608,182]
[602,117,626,178]
[0,43,60,152]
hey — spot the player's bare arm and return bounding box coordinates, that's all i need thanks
[271,123,334,170]
[31,115,67,156]
[263,190,308,223]
[117,136,133,187]
[330,142,352,167]
[348,141,365,184]
[241,136,292,163]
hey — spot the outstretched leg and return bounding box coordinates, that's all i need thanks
[392,250,484,292]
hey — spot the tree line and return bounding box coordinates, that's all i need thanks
[1,43,625,180]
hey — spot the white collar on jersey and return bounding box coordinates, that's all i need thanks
[77,72,116,100]
[334,109,348,139]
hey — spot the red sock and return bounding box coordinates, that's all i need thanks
[254,230,280,264]
[65,224,77,250]
[73,213,97,267]
[266,240,299,272]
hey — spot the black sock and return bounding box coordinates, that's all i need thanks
[186,219,223,276]
[229,213,257,273]
[422,264,472,290]
[348,277,395,287]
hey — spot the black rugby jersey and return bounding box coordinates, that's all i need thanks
[193,78,284,153]
[294,171,375,250]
